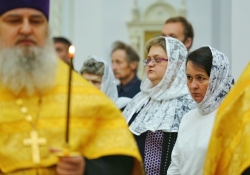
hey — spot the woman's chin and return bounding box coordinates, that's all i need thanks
[147,73,155,80]
[147,76,155,83]
[193,97,202,103]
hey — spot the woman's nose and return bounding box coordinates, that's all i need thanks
[190,80,198,89]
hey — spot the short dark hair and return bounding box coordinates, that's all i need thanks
[165,16,194,47]
[53,37,72,47]
[111,41,140,63]
[186,47,213,76]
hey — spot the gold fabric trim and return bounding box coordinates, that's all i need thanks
[203,63,250,175]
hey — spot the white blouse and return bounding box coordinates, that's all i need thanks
[167,108,217,175]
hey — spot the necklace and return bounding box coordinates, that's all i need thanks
[16,96,47,164]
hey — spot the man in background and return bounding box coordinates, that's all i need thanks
[111,41,141,98]
[53,36,71,64]
[161,16,194,51]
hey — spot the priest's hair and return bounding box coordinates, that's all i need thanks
[0,37,57,95]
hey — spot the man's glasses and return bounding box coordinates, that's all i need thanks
[143,57,168,66]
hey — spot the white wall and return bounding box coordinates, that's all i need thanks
[231,0,250,80]
[185,0,213,51]
[51,0,232,74]
[186,0,231,61]
[73,0,103,70]
[49,0,74,39]
[215,0,231,62]
[72,0,134,71]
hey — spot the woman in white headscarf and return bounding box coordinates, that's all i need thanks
[167,46,234,175]
[80,55,131,110]
[123,37,196,175]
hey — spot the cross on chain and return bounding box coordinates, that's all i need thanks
[23,130,47,164]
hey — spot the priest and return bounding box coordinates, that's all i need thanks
[0,0,143,175]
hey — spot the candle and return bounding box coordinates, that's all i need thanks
[65,45,75,146]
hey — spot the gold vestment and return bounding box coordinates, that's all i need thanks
[0,59,143,175]
[203,63,250,175]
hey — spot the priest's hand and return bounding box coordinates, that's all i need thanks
[56,156,86,175]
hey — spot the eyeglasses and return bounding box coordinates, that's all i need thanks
[143,57,168,66]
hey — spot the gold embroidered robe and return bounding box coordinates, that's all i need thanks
[0,59,143,175]
[203,63,250,175]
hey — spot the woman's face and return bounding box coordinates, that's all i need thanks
[146,45,168,87]
[82,72,102,89]
[186,61,210,103]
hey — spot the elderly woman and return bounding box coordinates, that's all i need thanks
[167,46,234,175]
[80,55,131,110]
[123,37,195,175]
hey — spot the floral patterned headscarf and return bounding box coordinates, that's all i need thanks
[82,55,118,102]
[123,37,195,135]
[196,46,234,115]
[82,55,131,109]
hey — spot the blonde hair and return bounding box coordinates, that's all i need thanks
[145,37,166,54]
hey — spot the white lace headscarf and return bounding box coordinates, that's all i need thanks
[123,37,195,135]
[84,55,118,102]
[195,46,234,115]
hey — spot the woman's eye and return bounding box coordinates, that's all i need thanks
[198,77,204,80]
[155,58,160,63]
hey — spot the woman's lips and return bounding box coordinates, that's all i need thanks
[192,93,200,97]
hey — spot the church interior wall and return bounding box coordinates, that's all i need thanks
[231,0,250,80]
[49,0,247,81]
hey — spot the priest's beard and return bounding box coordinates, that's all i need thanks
[0,38,57,95]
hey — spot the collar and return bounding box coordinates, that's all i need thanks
[118,76,140,92]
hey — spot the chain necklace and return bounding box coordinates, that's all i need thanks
[16,96,47,164]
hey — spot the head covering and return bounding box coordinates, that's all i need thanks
[123,37,196,135]
[84,55,118,102]
[196,46,234,115]
[0,0,50,20]
[83,55,131,109]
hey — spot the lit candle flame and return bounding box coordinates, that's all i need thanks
[68,45,75,58]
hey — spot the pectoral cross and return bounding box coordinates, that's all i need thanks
[23,130,47,164]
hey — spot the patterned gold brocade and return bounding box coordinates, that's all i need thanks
[0,59,143,174]
[203,63,250,175]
